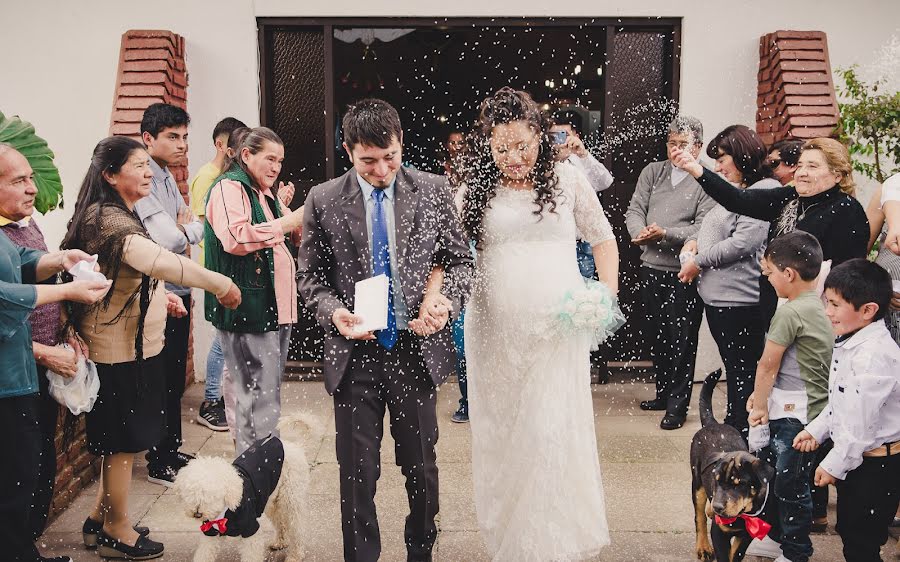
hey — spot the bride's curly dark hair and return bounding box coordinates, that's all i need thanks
[462,87,559,246]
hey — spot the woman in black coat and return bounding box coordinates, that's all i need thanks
[671,137,868,325]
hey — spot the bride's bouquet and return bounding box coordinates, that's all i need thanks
[558,279,626,349]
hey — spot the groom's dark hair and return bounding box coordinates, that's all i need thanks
[342,98,402,150]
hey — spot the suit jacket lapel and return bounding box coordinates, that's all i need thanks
[393,169,419,267]
[340,172,371,275]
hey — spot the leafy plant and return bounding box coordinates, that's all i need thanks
[0,111,64,213]
[835,66,900,183]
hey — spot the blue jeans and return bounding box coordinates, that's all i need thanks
[576,240,595,279]
[204,333,225,402]
[452,310,467,414]
[761,417,815,562]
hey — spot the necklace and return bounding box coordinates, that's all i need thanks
[797,199,823,222]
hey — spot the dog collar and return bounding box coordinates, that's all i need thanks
[200,509,229,536]
[747,482,769,517]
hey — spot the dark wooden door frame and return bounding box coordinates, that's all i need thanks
[258,17,682,369]
[258,16,682,180]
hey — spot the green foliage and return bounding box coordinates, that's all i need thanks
[0,111,64,214]
[835,66,900,183]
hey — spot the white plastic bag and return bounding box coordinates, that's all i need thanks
[46,352,100,415]
[748,423,771,453]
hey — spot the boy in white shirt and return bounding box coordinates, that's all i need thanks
[794,258,900,562]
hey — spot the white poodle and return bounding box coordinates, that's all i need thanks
[173,413,318,562]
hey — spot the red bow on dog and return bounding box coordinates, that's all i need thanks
[714,514,772,540]
[200,517,228,535]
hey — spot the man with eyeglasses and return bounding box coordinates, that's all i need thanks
[625,115,715,430]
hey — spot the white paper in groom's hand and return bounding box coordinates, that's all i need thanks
[353,274,389,334]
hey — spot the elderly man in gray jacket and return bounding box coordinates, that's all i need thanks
[625,115,715,430]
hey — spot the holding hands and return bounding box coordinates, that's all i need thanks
[409,292,452,336]
[792,429,820,453]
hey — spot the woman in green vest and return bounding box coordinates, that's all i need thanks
[204,127,304,455]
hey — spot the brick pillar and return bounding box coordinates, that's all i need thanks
[756,30,841,145]
[108,29,195,385]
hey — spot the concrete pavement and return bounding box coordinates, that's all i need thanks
[37,377,874,561]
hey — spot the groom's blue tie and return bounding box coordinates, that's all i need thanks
[371,189,398,350]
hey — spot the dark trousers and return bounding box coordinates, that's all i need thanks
[704,305,764,442]
[811,440,833,520]
[147,294,190,467]
[0,393,42,561]
[640,267,703,416]
[761,417,815,562]
[333,332,439,562]
[835,453,900,562]
[27,367,59,540]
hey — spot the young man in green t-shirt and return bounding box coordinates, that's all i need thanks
[747,231,832,562]
[188,117,245,431]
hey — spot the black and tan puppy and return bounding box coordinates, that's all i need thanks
[690,370,774,562]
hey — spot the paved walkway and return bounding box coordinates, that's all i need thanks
[38,378,881,561]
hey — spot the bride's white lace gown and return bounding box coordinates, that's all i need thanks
[461,163,614,561]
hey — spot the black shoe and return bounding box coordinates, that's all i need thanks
[147,463,178,487]
[197,398,228,431]
[172,451,195,469]
[40,557,73,562]
[451,408,469,423]
[97,530,164,560]
[660,413,686,430]
[640,399,667,411]
[82,517,150,549]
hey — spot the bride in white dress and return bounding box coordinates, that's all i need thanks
[457,88,620,561]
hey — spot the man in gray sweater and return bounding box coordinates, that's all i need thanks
[625,115,715,430]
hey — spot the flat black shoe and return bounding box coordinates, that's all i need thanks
[40,557,73,562]
[97,530,163,560]
[640,399,667,411]
[660,413,686,430]
[82,517,149,548]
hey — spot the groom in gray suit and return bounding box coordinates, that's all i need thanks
[297,98,473,562]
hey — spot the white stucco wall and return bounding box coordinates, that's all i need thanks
[1,0,897,372]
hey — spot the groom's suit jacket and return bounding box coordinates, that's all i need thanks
[297,167,474,394]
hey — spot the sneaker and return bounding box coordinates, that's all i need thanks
[451,408,469,423]
[147,464,178,487]
[197,398,228,432]
[745,535,783,558]
[172,451,195,470]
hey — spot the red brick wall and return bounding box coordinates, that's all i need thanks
[48,28,193,522]
[756,30,841,146]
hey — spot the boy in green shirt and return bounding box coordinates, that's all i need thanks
[747,231,832,562]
